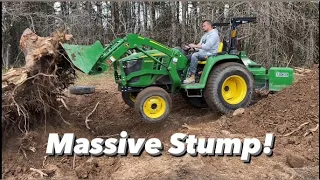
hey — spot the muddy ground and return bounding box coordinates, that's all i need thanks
[2,67,319,179]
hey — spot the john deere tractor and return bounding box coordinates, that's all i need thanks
[62,17,294,123]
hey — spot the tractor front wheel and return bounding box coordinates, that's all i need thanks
[122,92,138,108]
[134,87,172,123]
[204,62,254,114]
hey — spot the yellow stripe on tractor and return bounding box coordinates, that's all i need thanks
[139,53,165,58]
[150,40,171,51]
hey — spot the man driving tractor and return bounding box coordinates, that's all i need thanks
[183,20,220,84]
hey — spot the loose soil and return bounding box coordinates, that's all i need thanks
[2,67,319,180]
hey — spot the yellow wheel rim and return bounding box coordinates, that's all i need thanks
[143,96,166,119]
[221,75,247,104]
[129,93,136,102]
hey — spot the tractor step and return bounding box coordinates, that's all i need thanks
[181,83,203,89]
[184,88,203,97]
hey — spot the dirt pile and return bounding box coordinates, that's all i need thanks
[222,67,319,138]
[2,65,318,179]
[180,66,319,178]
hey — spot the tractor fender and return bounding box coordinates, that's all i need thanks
[198,54,242,88]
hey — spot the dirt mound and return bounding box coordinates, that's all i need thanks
[222,67,319,138]
[215,66,319,153]
[183,66,319,176]
[2,67,318,179]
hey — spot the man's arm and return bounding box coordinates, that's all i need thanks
[189,34,218,50]
[188,42,201,48]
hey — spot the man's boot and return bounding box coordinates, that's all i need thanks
[183,74,195,84]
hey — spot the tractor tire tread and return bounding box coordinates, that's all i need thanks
[122,92,137,108]
[134,87,172,123]
[204,62,254,114]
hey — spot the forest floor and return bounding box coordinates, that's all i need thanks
[2,65,319,180]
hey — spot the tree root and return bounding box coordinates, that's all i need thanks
[279,122,310,137]
[85,102,100,131]
[304,124,319,137]
[30,168,48,178]
[2,28,75,136]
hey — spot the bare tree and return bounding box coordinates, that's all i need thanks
[1,1,319,68]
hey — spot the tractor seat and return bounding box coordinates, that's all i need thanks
[198,42,225,65]
[198,59,207,65]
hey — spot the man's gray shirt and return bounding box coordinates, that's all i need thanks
[198,29,219,55]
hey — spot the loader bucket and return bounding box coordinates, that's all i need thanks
[62,41,104,74]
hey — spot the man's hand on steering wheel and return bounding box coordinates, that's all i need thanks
[181,43,196,53]
[185,45,195,52]
[188,43,200,52]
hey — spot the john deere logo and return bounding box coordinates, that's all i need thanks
[276,72,289,77]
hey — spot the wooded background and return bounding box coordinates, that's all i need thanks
[2,1,319,69]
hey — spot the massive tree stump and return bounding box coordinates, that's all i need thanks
[2,28,75,135]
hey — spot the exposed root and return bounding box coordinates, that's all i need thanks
[73,154,76,170]
[42,156,47,168]
[18,131,38,159]
[304,124,319,137]
[85,102,100,131]
[279,122,310,137]
[182,123,201,131]
[96,134,119,138]
[30,168,48,178]
[2,28,76,136]
[57,97,70,111]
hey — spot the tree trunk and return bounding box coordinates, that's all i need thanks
[134,2,139,33]
[60,2,68,16]
[171,2,177,46]
[96,2,103,40]
[192,2,198,42]
[111,2,120,35]
[262,2,271,66]
[140,3,145,35]
[181,2,187,43]
[148,2,155,38]
[143,2,148,36]
[305,21,315,67]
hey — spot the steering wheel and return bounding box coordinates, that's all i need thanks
[181,44,196,53]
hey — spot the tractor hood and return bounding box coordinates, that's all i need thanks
[120,49,167,61]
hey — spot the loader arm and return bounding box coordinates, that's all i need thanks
[62,34,187,92]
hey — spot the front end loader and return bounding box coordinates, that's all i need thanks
[61,17,294,123]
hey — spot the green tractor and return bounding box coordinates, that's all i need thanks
[62,17,294,123]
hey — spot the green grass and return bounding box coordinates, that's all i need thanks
[74,69,114,85]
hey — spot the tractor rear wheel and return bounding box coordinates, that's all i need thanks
[134,87,172,123]
[204,62,254,114]
[122,92,138,108]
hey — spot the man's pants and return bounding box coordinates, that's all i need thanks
[189,52,215,75]
[174,47,215,75]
